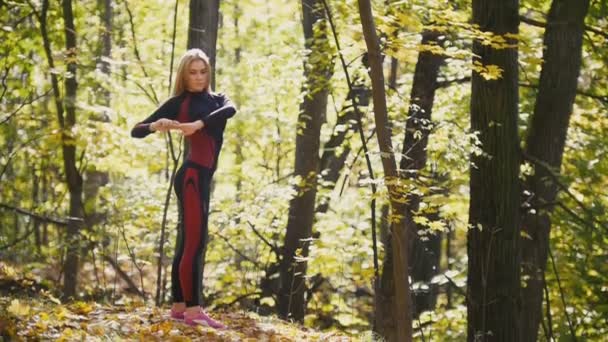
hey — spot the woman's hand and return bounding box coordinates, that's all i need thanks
[150,118,180,132]
[179,120,204,136]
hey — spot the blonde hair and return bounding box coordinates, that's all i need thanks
[173,49,213,96]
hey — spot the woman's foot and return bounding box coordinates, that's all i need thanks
[170,302,186,320]
[183,309,226,329]
[169,309,185,320]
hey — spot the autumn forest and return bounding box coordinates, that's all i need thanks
[0,0,607,341]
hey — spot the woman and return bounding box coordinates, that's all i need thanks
[131,49,236,328]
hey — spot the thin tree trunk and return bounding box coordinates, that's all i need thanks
[278,0,333,322]
[232,0,244,206]
[61,0,84,299]
[376,203,397,341]
[32,162,42,256]
[357,0,412,340]
[467,0,521,341]
[41,160,49,246]
[97,0,112,110]
[375,55,398,339]
[520,0,590,340]
[316,79,370,214]
[400,29,445,318]
[446,227,453,308]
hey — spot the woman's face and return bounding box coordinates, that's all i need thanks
[186,59,209,92]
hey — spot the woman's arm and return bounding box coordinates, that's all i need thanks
[131,97,180,138]
[201,93,237,127]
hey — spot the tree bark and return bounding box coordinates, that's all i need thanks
[399,29,445,318]
[83,0,112,234]
[278,0,333,322]
[166,1,220,303]
[357,0,412,340]
[467,0,521,341]
[61,0,85,299]
[520,0,590,340]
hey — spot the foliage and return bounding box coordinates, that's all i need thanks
[0,0,606,340]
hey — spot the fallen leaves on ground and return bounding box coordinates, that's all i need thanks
[0,296,361,341]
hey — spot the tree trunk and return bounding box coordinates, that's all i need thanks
[316,77,370,214]
[188,0,220,90]
[176,0,220,300]
[520,0,590,340]
[97,0,112,111]
[446,228,454,308]
[185,0,220,162]
[83,0,112,235]
[278,0,333,322]
[357,0,412,340]
[400,29,445,317]
[32,163,42,256]
[467,0,521,341]
[232,0,244,206]
[61,0,84,299]
[375,204,397,341]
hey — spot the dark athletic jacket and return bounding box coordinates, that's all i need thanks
[131,90,237,170]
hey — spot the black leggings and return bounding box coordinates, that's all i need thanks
[171,161,213,307]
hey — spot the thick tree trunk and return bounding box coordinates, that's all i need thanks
[357,0,412,340]
[400,29,445,317]
[61,0,84,299]
[520,0,590,340]
[171,2,221,297]
[467,0,521,341]
[278,0,333,322]
[188,0,219,90]
[83,0,112,234]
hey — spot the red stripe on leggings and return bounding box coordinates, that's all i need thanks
[179,167,202,302]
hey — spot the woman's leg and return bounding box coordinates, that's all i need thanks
[171,165,186,314]
[179,167,225,328]
[178,165,208,307]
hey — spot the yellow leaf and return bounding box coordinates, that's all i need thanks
[521,231,532,240]
[8,299,30,317]
[54,306,69,320]
[428,220,446,232]
[0,264,17,279]
[413,216,429,226]
[69,301,93,315]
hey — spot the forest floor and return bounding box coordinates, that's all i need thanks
[0,263,358,341]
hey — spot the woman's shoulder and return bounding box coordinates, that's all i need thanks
[209,91,229,99]
[160,93,186,106]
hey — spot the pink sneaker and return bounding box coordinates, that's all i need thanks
[170,309,184,320]
[184,310,226,329]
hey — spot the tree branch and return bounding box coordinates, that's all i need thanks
[213,230,261,267]
[0,88,53,125]
[435,76,471,89]
[102,254,145,298]
[123,0,159,105]
[0,202,68,226]
[523,152,608,231]
[520,15,608,40]
[548,246,577,341]
[246,221,281,257]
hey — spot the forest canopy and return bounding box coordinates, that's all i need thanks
[1,0,607,341]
